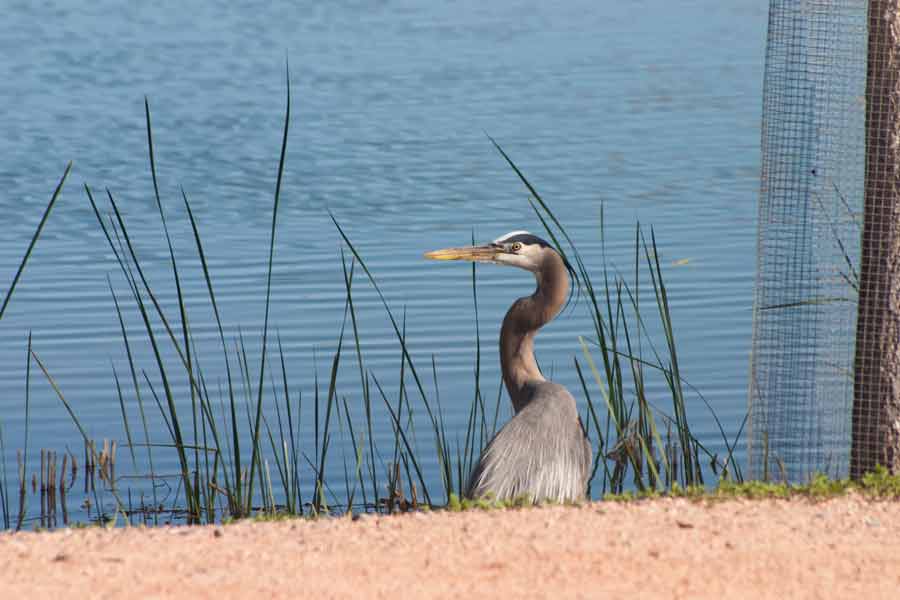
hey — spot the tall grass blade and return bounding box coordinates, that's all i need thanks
[145,98,201,517]
[1,162,71,321]
[16,332,33,530]
[246,61,291,515]
[314,290,349,513]
[182,188,242,510]
[370,373,432,506]
[339,250,372,508]
[276,335,300,513]
[111,364,137,468]
[107,277,158,514]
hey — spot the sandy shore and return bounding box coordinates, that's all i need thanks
[2,496,899,599]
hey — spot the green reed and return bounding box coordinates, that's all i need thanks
[0,71,744,529]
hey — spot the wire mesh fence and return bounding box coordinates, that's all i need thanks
[749,0,867,481]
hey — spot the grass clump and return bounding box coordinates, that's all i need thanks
[858,465,900,497]
[446,492,537,512]
[718,467,900,500]
[603,465,900,503]
[603,481,711,502]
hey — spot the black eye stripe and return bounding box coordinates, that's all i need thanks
[500,234,551,248]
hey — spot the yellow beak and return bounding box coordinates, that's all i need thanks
[424,245,499,263]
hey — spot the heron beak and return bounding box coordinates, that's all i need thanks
[424,245,499,263]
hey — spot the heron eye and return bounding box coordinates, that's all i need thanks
[511,242,523,252]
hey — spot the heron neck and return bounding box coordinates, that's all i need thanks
[499,255,569,413]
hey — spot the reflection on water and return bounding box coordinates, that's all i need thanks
[0,0,765,524]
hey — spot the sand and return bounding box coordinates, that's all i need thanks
[2,495,899,599]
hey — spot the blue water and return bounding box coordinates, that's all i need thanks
[0,1,765,523]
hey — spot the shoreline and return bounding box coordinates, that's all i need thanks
[3,495,899,598]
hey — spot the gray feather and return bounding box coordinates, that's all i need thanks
[466,382,591,503]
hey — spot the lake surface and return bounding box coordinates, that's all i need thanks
[0,1,765,522]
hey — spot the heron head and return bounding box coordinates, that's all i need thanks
[424,231,556,274]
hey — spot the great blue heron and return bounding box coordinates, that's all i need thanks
[425,231,591,503]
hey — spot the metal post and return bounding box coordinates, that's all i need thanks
[851,0,900,478]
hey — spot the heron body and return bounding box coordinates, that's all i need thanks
[425,231,591,503]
